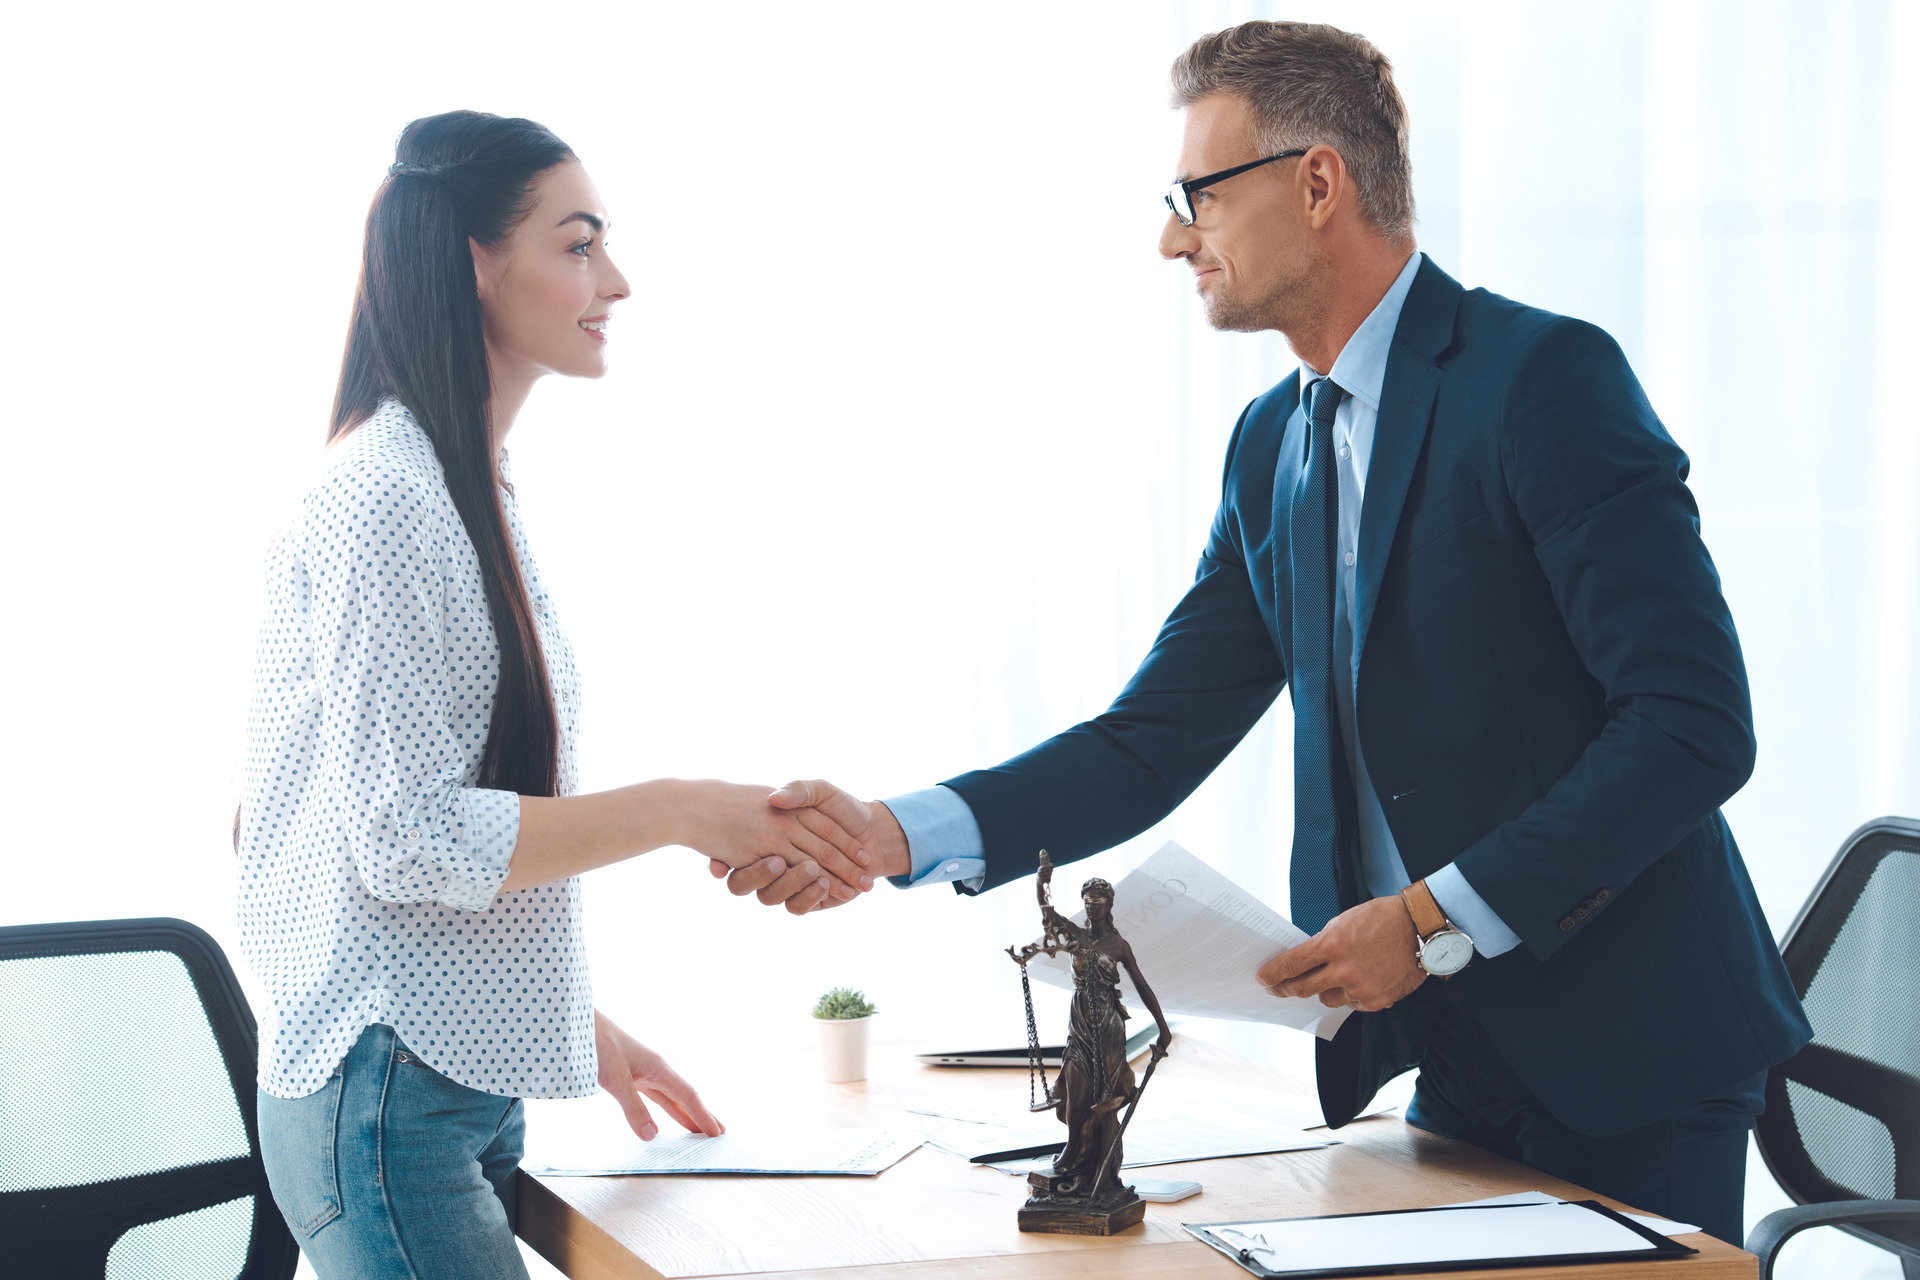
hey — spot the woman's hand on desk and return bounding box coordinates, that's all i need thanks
[595,1008,723,1140]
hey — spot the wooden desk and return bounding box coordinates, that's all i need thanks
[517,1036,1755,1279]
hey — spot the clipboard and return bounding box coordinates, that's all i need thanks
[1184,1198,1696,1278]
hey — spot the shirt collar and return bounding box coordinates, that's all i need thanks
[1300,250,1423,413]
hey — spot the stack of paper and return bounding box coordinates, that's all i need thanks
[903,1078,1399,1136]
[1434,1191,1698,1237]
[1022,842,1351,1040]
[918,1082,1339,1174]
[928,1114,1331,1170]
[523,1129,923,1177]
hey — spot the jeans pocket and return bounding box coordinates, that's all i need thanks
[258,1073,344,1237]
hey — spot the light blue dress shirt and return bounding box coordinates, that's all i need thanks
[887,252,1521,959]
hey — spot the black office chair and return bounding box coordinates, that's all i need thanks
[0,917,299,1279]
[1749,817,1920,1279]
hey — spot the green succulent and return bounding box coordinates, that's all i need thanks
[812,986,877,1020]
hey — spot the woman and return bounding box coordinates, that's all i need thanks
[238,110,870,1279]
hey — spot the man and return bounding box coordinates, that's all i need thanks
[730,21,1809,1244]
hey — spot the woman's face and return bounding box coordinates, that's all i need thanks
[472,160,629,385]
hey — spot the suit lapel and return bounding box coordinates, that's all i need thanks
[1352,257,1464,667]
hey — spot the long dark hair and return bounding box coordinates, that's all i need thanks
[331,110,574,797]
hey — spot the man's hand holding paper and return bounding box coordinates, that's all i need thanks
[1257,895,1426,1013]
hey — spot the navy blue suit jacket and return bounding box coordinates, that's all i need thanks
[944,256,1810,1135]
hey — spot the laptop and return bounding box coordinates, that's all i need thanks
[916,1023,1157,1067]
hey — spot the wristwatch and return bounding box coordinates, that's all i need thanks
[1400,879,1474,977]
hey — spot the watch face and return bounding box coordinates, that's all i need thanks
[1422,930,1474,975]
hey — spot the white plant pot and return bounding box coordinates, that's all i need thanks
[814,1014,872,1082]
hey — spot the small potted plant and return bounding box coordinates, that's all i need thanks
[812,986,877,1082]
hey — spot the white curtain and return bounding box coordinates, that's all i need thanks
[2,3,1911,1272]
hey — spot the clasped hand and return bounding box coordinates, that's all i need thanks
[706,780,911,915]
[688,779,903,914]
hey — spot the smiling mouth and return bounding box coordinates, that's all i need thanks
[579,317,608,342]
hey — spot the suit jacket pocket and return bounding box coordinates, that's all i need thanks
[1406,480,1487,554]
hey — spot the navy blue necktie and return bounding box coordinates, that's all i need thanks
[1288,376,1357,936]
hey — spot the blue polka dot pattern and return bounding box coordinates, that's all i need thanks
[239,400,595,1101]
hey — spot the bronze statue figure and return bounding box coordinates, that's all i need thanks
[1007,850,1174,1235]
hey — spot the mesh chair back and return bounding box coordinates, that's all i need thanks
[0,918,298,1280]
[1756,817,1920,1261]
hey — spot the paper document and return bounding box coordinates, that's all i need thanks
[926,1092,1334,1171]
[904,1080,1393,1133]
[1119,1106,1330,1167]
[1024,842,1351,1040]
[1443,1190,1699,1237]
[523,1129,922,1177]
[926,1121,1056,1160]
[1191,1199,1687,1276]
[901,1093,1032,1126]
[929,1117,1328,1169]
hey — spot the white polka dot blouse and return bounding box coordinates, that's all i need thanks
[239,400,596,1101]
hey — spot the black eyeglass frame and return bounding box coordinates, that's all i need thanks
[1164,149,1309,225]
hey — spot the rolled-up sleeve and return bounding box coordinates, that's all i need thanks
[306,462,522,911]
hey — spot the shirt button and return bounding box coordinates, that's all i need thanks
[1340,445,1351,459]
[1344,551,1356,566]
[944,862,959,873]
[406,828,422,841]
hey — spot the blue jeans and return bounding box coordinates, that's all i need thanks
[258,1023,530,1280]
[1402,982,1764,1246]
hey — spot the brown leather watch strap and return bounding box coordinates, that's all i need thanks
[1400,879,1449,939]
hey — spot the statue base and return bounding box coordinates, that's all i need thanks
[1016,1171,1145,1236]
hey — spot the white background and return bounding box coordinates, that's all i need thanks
[2,3,1914,1276]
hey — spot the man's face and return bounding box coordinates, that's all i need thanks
[1158,93,1318,334]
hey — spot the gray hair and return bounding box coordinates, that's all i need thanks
[1170,21,1415,242]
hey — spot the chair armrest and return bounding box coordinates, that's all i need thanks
[1746,1200,1920,1278]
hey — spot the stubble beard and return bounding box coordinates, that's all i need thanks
[1198,248,1324,339]
[1201,280,1278,333]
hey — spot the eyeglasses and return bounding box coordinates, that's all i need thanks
[1164,149,1307,226]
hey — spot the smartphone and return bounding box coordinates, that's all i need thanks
[1131,1178,1202,1203]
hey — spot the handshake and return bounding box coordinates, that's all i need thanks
[697,779,911,915]
[678,777,1428,1017]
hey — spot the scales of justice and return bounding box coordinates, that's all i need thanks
[1006,850,1175,1236]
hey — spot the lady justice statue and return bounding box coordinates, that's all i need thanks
[1007,851,1174,1235]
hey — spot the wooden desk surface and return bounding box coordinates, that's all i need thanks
[517,1035,1754,1280]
